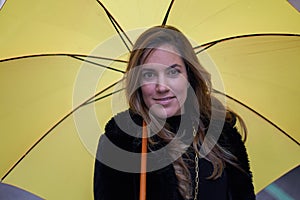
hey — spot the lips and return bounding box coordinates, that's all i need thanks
[153,96,175,105]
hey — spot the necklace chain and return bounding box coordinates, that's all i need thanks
[193,126,199,200]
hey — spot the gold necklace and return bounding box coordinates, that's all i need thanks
[193,126,199,200]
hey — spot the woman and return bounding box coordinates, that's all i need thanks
[94,25,255,200]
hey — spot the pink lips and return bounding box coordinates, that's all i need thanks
[153,96,175,105]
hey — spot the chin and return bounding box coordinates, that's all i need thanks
[150,108,182,119]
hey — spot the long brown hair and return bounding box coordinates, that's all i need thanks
[124,25,247,199]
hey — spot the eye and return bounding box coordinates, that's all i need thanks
[142,71,156,80]
[167,68,180,77]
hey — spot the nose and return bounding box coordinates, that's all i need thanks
[155,75,169,93]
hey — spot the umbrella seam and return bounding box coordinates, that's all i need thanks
[95,0,133,51]
[1,79,122,181]
[213,89,300,146]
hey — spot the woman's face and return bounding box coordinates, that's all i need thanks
[140,45,189,118]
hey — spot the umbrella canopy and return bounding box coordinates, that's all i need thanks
[1,0,299,199]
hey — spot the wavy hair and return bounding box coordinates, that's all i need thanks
[124,25,247,199]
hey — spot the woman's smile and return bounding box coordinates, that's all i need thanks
[153,96,176,105]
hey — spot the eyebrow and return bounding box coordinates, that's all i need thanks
[141,63,182,70]
[168,64,182,69]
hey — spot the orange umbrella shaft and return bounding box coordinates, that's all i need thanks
[139,121,148,200]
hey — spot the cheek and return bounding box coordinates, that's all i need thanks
[172,81,188,102]
[141,84,155,102]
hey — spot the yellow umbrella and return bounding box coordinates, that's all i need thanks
[0,0,299,199]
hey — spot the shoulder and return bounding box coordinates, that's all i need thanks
[220,114,256,199]
[105,109,142,134]
[219,112,251,172]
[103,109,143,151]
[221,122,244,151]
[220,112,244,151]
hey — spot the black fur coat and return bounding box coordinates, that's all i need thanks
[94,110,255,200]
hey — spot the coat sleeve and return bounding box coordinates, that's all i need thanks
[223,123,256,200]
[93,117,139,200]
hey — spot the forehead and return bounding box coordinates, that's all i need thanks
[143,45,183,65]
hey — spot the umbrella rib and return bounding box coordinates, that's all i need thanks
[70,55,125,73]
[72,54,127,63]
[1,79,122,181]
[107,16,132,53]
[194,42,218,54]
[85,87,125,105]
[213,89,300,146]
[0,54,126,74]
[95,0,133,52]
[162,0,175,26]
[193,33,300,51]
[0,53,128,64]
